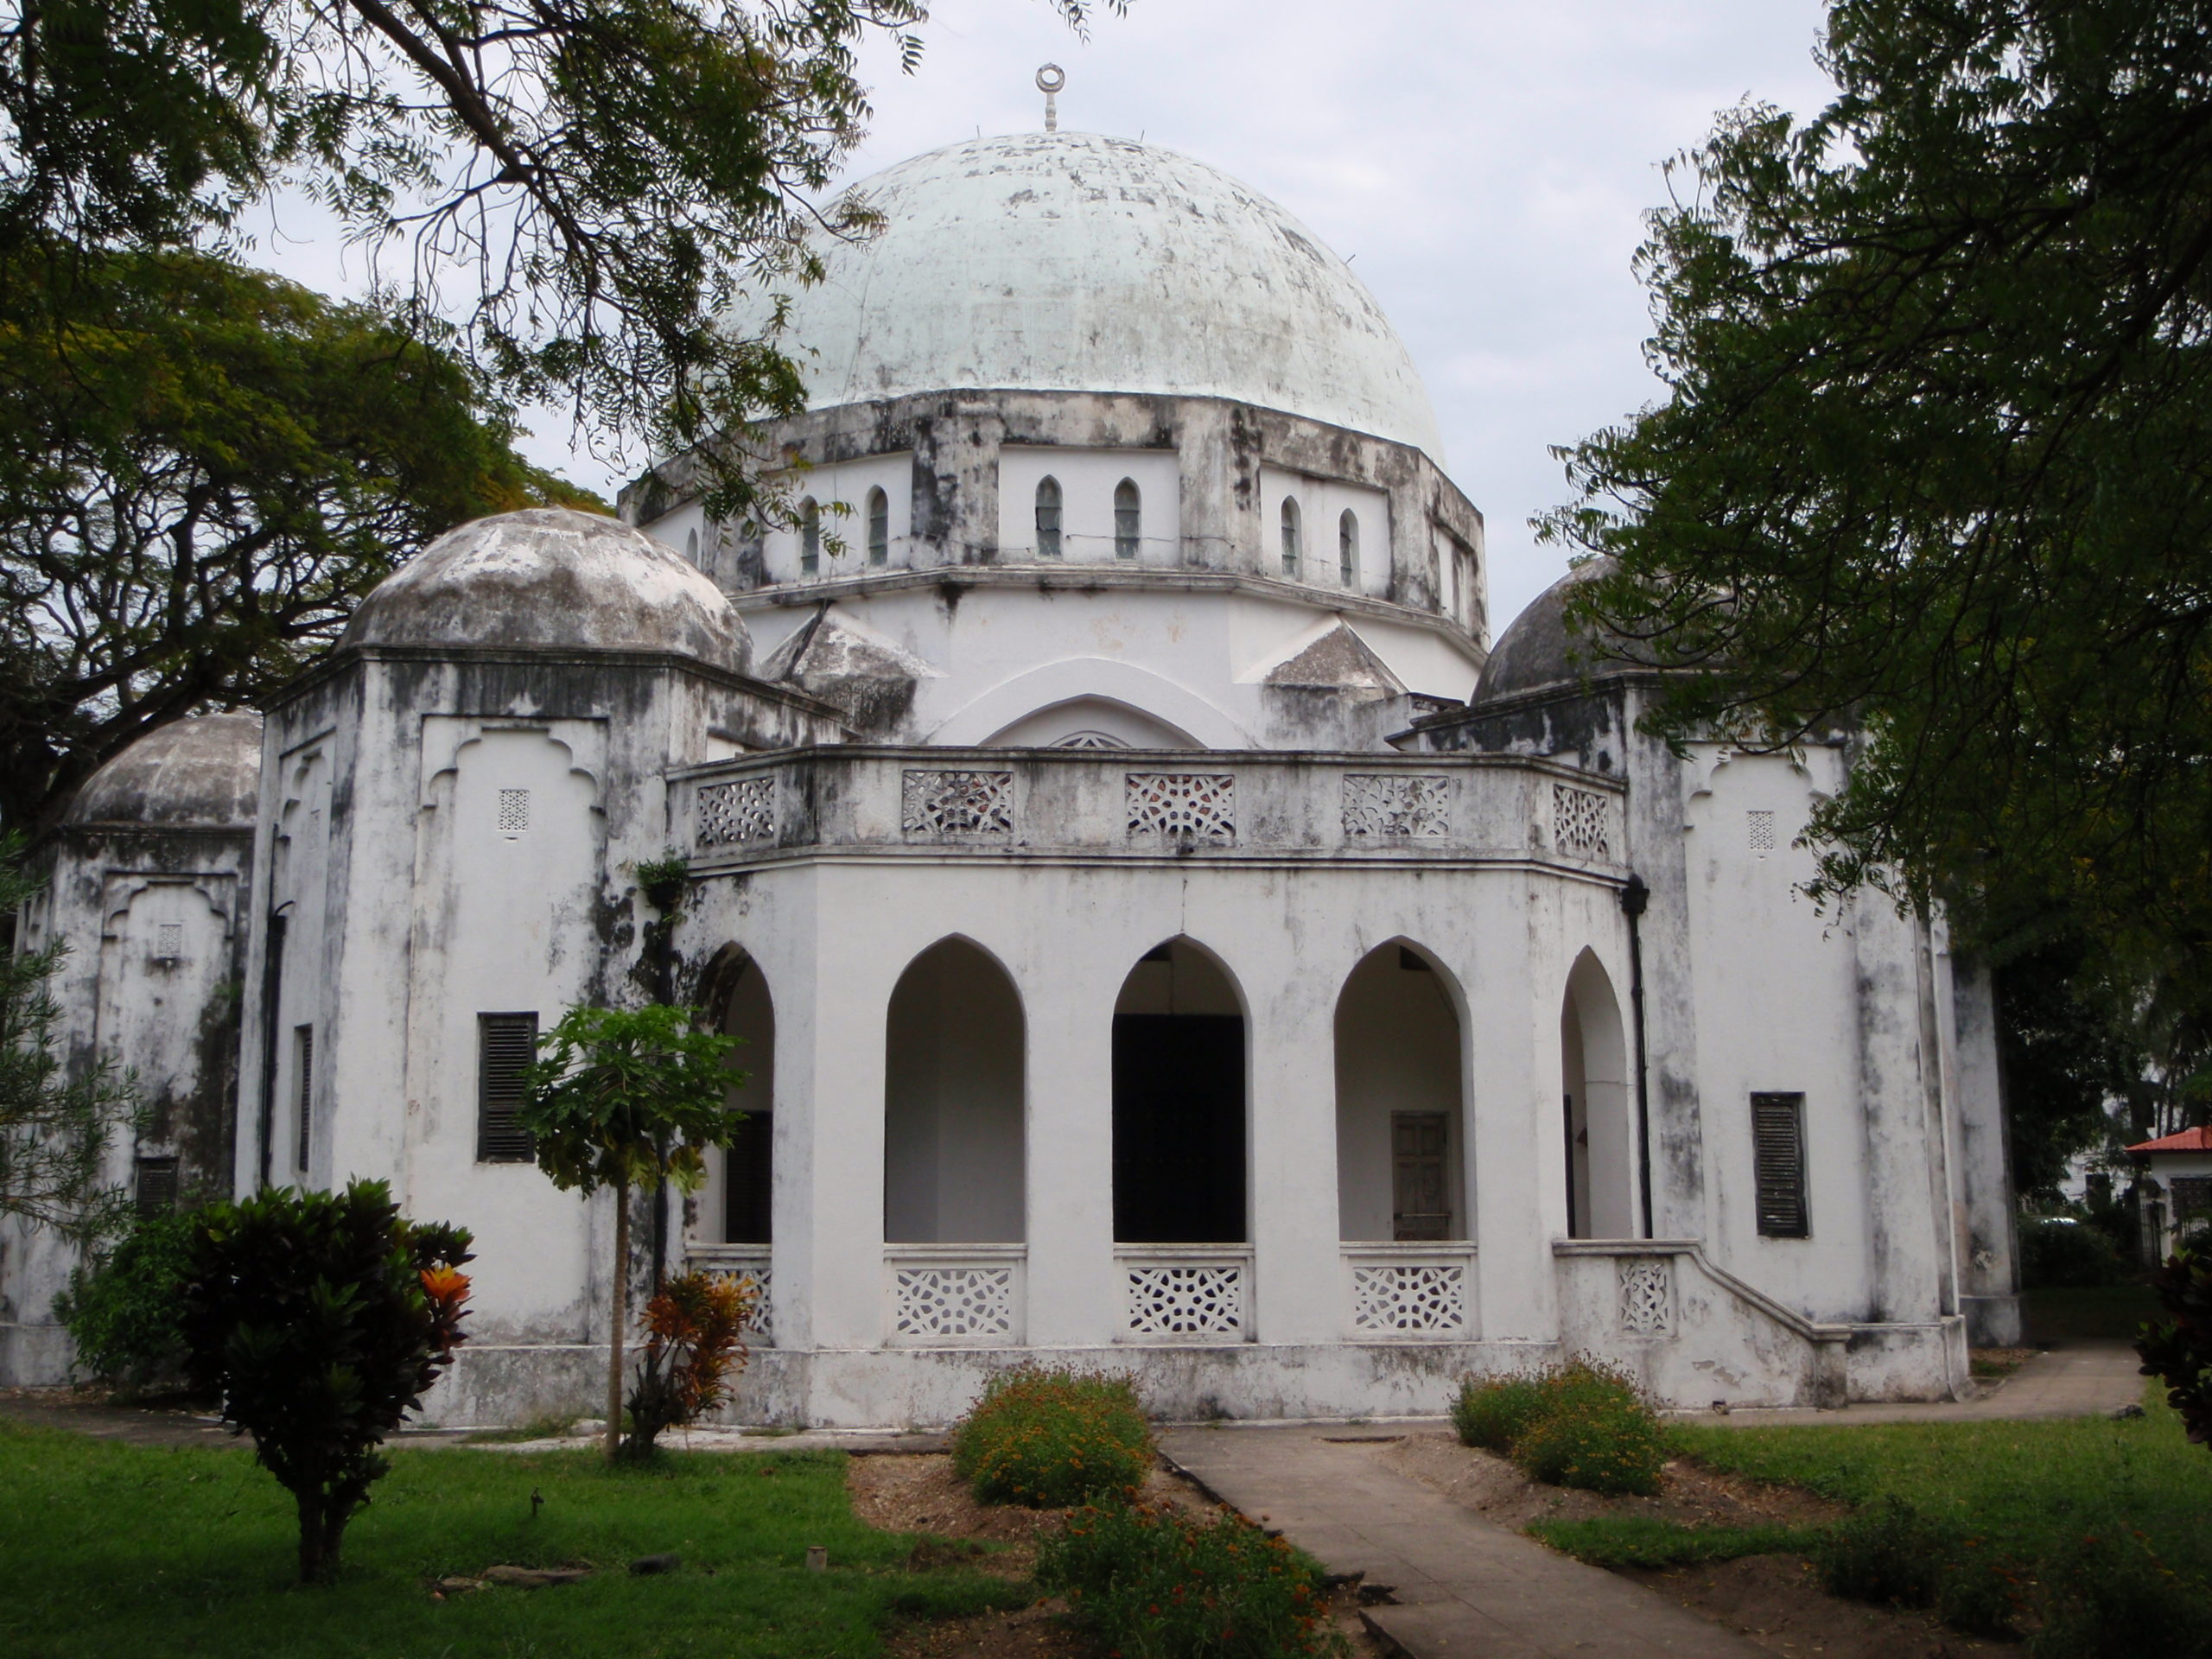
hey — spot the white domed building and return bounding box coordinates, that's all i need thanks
[1,124,2021,1421]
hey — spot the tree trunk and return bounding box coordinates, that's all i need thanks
[296,1488,327,1584]
[607,1174,629,1463]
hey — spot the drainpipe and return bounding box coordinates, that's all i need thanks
[254,908,289,1189]
[1621,874,1654,1238]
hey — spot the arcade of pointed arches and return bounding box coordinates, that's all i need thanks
[690,935,1637,1274]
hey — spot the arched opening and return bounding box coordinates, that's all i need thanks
[1562,950,1634,1238]
[1035,475,1063,559]
[1114,477,1141,560]
[1280,496,1302,576]
[866,486,889,566]
[1335,942,1465,1240]
[685,525,699,563]
[701,950,776,1243]
[884,938,1027,1243]
[799,497,821,575]
[1338,510,1359,588]
[1113,938,1246,1243]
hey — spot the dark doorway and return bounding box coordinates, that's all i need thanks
[1112,1014,1245,1243]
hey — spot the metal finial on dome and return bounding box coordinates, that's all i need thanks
[1037,63,1065,132]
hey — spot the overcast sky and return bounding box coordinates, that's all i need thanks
[267,0,1839,635]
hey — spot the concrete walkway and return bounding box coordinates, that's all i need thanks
[1162,1424,1767,1659]
[1675,1340,2148,1429]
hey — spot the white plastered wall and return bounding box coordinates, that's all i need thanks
[1257,466,1391,600]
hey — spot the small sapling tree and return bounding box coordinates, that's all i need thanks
[181,1180,473,1583]
[623,1269,755,1460]
[519,1003,741,1462]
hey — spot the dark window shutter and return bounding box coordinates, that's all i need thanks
[477,1013,540,1162]
[134,1157,179,1215]
[1751,1091,1809,1238]
[724,1111,773,1243]
[295,1026,314,1171]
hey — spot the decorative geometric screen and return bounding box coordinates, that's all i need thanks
[1552,784,1611,859]
[696,778,776,848]
[1125,773,1236,845]
[1343,774,1451,839]
[900,770,1014,840]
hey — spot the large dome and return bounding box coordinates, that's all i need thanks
[67,712,263,829]
[341,508,752,672]
[762,131,1446,459]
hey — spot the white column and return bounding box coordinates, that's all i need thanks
[1022,941,1121,1349]
[1470,876,1563,1340]
[1248,950,1341,1344]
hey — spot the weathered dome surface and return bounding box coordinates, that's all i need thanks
[341,508,752,672]
[1475,562,1640,702]
[67,711,264,828]
[758,131,1446,459]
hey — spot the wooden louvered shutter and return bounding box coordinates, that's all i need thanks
[1751,1092,1808,1238]
[477,1013,539,1162]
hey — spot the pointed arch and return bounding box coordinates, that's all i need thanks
[696,944,776,1243]
[1562,948,1633,1239]
[1334,938,1466,1241]
[1034,475,1063,559]
[885,936,1027,1243]
[798,497,821,575]
[866,486,889,565]
[1280,496,1302,576]
[1112,937,1247,1243]
[1114,476,1141,560]
[1338,508,1359,588]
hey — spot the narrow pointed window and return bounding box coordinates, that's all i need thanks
[1338,510,1359,588]
[685,526,699,563]
[1281,497,1302,577]
[1036,476,1063,558]
[1114,478,1141,560]
[799,498,820,575]
[867,486,889,566]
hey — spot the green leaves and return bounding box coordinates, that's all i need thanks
[518,1002,744,1197]
[179,1179,474,1580]
[0,832,139,1238]
[1547,0,2212,1012]
[0,249,594,838]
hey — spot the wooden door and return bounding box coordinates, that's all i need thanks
[1392,1111,1450,1241]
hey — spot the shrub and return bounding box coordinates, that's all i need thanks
[2019,1217,2130,1289]
[950,1367,1153,1508]
[1814,1496,1948,1607]
[2031,1530,2212,1659]
[1459,1357,1669,1497]
[1039,1498,1346,1659]
[621,1269,754,1461]
[181,1179,472,1582]
[1512,1392,1669,1497]
[2138,1243,2212,1446]
[1528,1516,1821,1568]
[55,1209,196,1391]
[1452,1372,1548,1451]
[1937,1546,2026,1641]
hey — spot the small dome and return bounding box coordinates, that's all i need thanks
[752,132,1446,459]
[341,508,751,672]
[1475,562,1639,702]
[67,712,263,829]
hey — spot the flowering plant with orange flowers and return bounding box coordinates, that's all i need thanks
[620,1269,754,1460]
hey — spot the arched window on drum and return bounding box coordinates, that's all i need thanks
[867,486,889,567]
[1115,478,1141,561]
[1035,476,1063,559]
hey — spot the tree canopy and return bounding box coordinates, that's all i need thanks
[0,0,1121,517]
[1548,0,2212,1028]
[0,251,590,840]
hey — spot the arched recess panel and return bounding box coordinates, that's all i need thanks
[1563,950,1634,1239]
[1112,938,1246,1243]
[1335,942,1465,1242]
[700,952,776,1243]
[884,938,1027,1243]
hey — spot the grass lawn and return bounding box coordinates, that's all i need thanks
[0,1419,1024,1659]
[1669,1381,2212,1581]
